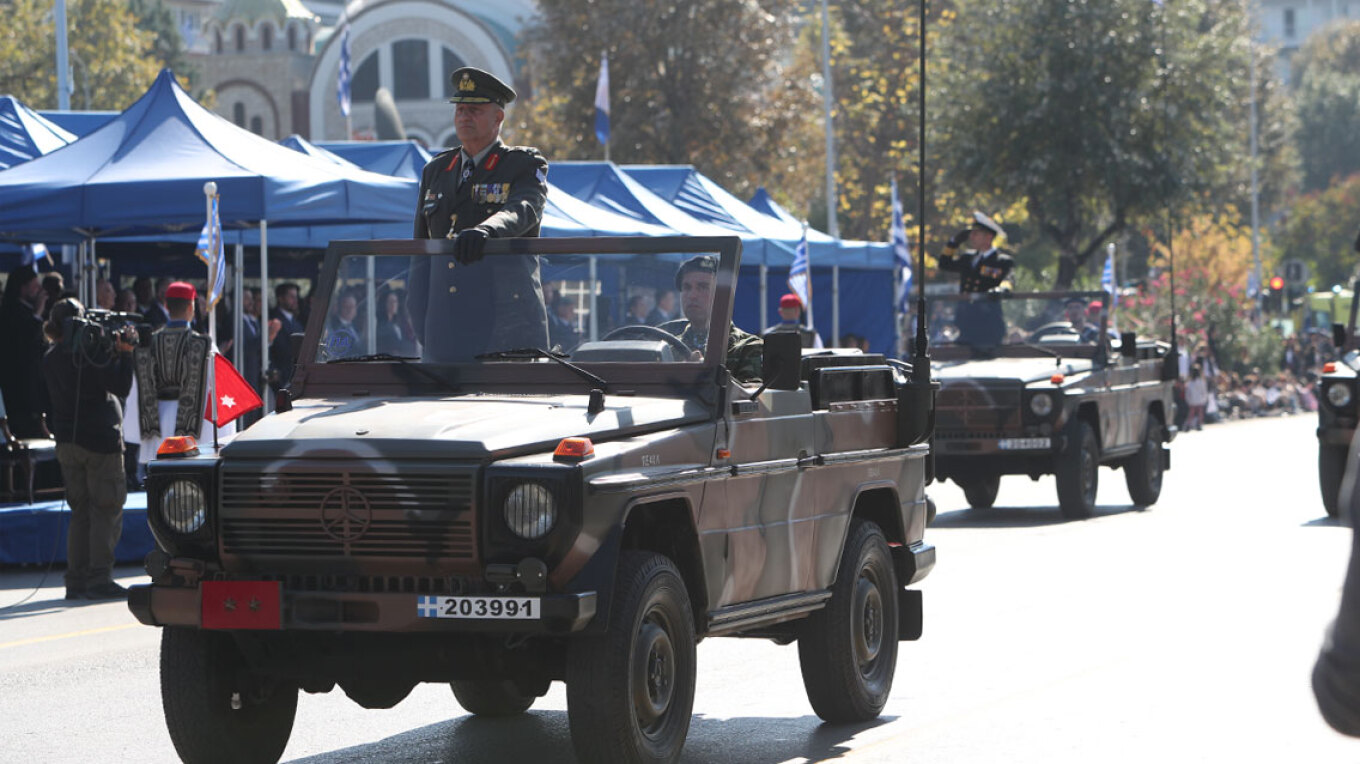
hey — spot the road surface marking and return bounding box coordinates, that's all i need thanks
[0,623,138,650]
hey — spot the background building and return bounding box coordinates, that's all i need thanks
[1254,0,1357,81]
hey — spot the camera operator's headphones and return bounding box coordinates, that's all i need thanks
[43,297,84,343]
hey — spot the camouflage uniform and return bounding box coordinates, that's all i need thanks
[661,319,763,383]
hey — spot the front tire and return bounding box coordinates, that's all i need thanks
[960,474,1001,509]
[566,552,696,764]
[1056,419,1099,520]
[798,518,899,723]
[161,628,297,764]
[1124,415,1165,506]
[451,680,536,717]
[1320,443,1348,519]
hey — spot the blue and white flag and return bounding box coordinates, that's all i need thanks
[594,52,610,147]
[195,194,226,308]
[891,176,911,312]
[20,243,50,268]
[1101,249,1117,307]
[789,226,811,325]
[337,21,352,119]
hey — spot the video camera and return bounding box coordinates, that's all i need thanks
[61,309,152,365]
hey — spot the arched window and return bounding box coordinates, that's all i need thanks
[353,52,379,104]
[232,103,246,127]
[393,40,429,101]
[234,24,245,52]
[250,116,263,135]
[287,25,297,52]
[261,25,273,51]
[441,48,468,99]
[214,28,223,54]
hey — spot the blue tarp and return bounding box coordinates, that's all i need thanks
[37,109,118,137]
[0,70,418,242]
[279,134,352,167]
[317,140,433,180]
[748,186,894,269]
[0,97,75,170]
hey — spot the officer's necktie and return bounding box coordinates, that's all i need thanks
[458,152,474,188]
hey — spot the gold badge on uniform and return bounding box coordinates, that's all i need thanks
[458,74,476,92]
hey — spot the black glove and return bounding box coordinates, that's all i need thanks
[947,228,971,248]
[454,227,490,265]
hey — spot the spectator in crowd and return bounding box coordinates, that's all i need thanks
[238,288,264,391]
[0,265,52,438]
[42,297,136,600]
[95,278,115,310]
[1184,363,1208,431]
[648,289,678,325]
[132,276,154,316]
[40,273,65,319]
[625,294,652,325]
[1283,336,1304,378]
[548,294,582,352]
[325,291,363,358]
[377,289,417,357]
[0,388,19,451]
[114,288,137,314]
[144,277,173,327]
[269,282,304,390]
[840,333,870,352]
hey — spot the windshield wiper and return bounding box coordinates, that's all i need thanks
[1022,344,1064,366]
[326,352,460,392]
[475,347,609,392]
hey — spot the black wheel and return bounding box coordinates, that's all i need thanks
[567,551,696,764]
[161,628,297,764]
[1124,414,1165,506]
[960,475,1001,509]
[342,679,414,709]
[1321,443,1348,519]
[1056,419,1099,520]
[451,680,536,717]
[798,518,898,723]
[603,324,694,358]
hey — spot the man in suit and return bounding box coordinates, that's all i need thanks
[937,211,1015,346]
[268,282,303,390]
[410,67,549,362]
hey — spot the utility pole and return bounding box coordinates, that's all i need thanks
[821,0,839,238]
[55,0,71,110]
[1249,21,1264,318]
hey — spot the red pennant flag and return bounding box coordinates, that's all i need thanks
[205,352,264,427]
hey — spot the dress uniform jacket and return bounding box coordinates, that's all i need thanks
[128,325,213,463]
[938,247,1015,347]
[410,139,550,362]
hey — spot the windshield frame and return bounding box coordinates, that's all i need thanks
[925,290,1113,361]
[293,236,743,400]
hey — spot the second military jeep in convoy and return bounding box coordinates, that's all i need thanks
[1317,280,1360,518]
[128,236,936,764]
[925,290,1175,519]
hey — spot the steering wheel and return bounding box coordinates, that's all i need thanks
[603,324,695,358]
[1028,321,1079,342]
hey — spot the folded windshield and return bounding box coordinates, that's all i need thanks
[924,291,1112,350]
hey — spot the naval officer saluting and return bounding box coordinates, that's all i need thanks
[410,67,550,361]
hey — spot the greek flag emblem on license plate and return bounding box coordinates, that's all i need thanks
[417,595,441,618]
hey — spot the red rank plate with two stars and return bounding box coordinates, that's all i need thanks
[200,580,282,630]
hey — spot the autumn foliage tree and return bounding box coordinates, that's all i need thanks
[1273,172,1360,289]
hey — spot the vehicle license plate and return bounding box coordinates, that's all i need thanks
[417,595,540,620]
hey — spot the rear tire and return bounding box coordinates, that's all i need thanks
[566,551,696,764]
[161,628,297,764]
[1320,443,1348,519]
[1056,419,1099,520]
[961,475,1001,509]
[451,680,536,717]
[1124,415,1165,506]
[798,518,898,723]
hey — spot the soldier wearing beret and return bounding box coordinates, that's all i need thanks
[937,211,1014,346]
[763,292,824,349]
[410,67,550,361]
[660,255,763,382]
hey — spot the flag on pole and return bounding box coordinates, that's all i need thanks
[788,225,811,326]
[594,52,610,147]
[20,243,50,268]
[204,352,263,427]
[1101,248,1117,307]
[890,176,912,312]
[195,193,226,308]
[337,20,352,118]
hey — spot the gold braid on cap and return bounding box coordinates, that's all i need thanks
[458,74,476,92]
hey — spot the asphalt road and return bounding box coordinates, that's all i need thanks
[0,413,1355,763]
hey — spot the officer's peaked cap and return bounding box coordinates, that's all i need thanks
[447,67,516,107]
[971,210,1004,238]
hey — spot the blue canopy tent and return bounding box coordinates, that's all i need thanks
[317,140,433,180]
[278,134,352,167]
[0,97,75,170]
[37,110,118,138]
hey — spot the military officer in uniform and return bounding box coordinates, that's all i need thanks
[937,210,1014,346]
[660,255,763,382]
[410,67,549,362]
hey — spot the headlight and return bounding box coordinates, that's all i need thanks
[504,483,557,540]
[1029,392,1054,417]
[1328,381,1353,408]
[161,479,206,534]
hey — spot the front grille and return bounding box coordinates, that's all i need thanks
[936,430,1011,441]
[213,572,471,595]
[221,517,474,558]
[935,384,1022,431]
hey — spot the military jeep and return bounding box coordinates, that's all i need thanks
[128,236,936,764]
[1317,281,1360,518]
[925,290,1175,519]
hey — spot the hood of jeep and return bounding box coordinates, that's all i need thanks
[222,394,705,460]
[935,357,1093,385]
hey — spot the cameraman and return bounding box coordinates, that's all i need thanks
[41,298,135,601]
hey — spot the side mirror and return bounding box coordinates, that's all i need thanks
[896,378,938,448]
[759,332,802,392]
[1334,322,1348,350]
[1120,331,1138,359]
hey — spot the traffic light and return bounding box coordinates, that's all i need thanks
[1268,275,1286,312]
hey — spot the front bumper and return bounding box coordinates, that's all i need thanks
[128,583,597,634]
[934,436,1053,456]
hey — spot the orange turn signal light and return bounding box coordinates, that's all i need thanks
[157,435,199,457]
[1325,362,1338,373]
[553,437,595,462]
[716,449,732,460]
[1050,373,1065,385]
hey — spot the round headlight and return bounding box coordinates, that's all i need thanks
[1328,381,1353,408]
[504,483,557,540]
[161,479,206,534]
[1029,392,1054,417]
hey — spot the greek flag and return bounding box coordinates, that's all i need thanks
[1101,248,1117,307]
[788,227,811,325]
[195,194,226,308]
[20,243,49,268]
[337,21,352,119]
[594,52,610,147]
[891,176,911,312]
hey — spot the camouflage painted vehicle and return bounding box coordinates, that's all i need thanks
[1317,282,1360,518]
[128,236,936,764]
[925,290,1176,520]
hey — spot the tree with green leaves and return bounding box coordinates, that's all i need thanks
[1273,172,1360,289]
[935,0,1281,289]
[1293,20,1360,193]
